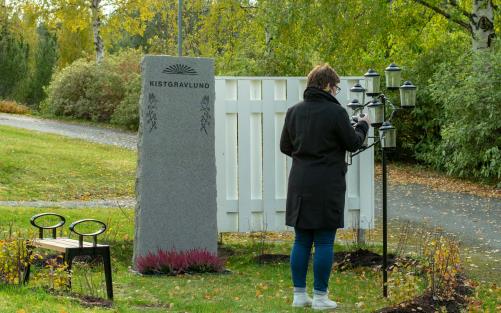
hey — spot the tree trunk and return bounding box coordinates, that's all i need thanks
[265,27,272,55]
[91,0,104,63]
[471,0,495,50]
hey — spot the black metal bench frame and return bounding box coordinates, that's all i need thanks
[25,213,113,300]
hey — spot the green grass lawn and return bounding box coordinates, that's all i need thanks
[0,125,136,201]
[3,207,498,312]
[0,207,407,313]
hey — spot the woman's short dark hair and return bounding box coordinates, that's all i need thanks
[307,64,340,90]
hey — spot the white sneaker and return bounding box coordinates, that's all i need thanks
[292,292,312,307]
[312,293,338,310]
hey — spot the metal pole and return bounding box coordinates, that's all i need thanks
[381,94,388,298]
[178,0,182,57]
[382,147,388,298]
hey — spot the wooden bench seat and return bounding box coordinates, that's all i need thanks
[33,238,108,253]
[26,213,113,300]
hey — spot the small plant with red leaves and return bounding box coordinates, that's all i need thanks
[135,249,224,275]
[184,249,224,273]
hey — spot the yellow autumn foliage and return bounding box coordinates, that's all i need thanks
[0,239,30,284]
[0,238,70,289]
[423,235,462,300]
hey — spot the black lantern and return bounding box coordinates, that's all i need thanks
[349,83,366,105]
[399,81,417,108]
[379,122,396,149]
[367,98,384,127]
[347,99,364,115]
[385,63,402,90]
[364,69,380,96]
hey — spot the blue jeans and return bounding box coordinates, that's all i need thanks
[290,228,337,293]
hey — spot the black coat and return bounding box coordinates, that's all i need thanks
[280,87,369,230]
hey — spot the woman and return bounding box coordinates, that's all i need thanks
[280,64,370,310]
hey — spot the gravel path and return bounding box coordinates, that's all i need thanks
[0,113,137,149]
[375,183,501,250]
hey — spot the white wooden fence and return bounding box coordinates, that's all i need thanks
[214,77,374,232]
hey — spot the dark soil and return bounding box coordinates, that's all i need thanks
[254,254,290,264]
[45,290,113,308]
[333,249,396,271]
[77,295,113,308]
[252,249,397,267]
[217,246,235,258]
[375,275,474,313]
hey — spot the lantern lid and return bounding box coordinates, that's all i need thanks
[367,98,382,107]
[347,99,364,109]
[400,81,416,90]
[385,63,401,72]
[379,122,395,131]
[350,83,365,93]
[364,69,380,77]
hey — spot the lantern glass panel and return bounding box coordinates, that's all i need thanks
[365,76,380,94]
[400,88,417,107]
[349,90,365,104]
[380,128,397,149]
[368,104,384,126]
[385,70,401,89]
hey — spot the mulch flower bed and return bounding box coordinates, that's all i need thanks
[254,253,290,264]
[76,295,114,308]
[333,249,396,271]
[252,249,398,267]
[376,275,474,313]
[217,246,236,259]
[45,290,113,308]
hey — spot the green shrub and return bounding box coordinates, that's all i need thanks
[111,73,141,130]
[42,49,142,124]
[41,59,124,122]
[422,45,501,182]
[386,36,469,162]
[107,48,141,81]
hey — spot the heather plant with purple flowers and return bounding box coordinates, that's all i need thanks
[135,249,224,275]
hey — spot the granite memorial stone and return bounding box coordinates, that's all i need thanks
[133,56,217,265]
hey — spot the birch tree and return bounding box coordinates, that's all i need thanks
[412,0,498,50]
[90,0,103,62]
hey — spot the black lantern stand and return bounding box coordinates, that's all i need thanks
[348,65,416,298]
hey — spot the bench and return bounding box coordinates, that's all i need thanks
[25,213,113,300]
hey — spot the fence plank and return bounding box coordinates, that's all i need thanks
[237,80,252,232]
[262,80,277,231]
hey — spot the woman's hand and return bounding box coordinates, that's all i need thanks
[358,113,371,127]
